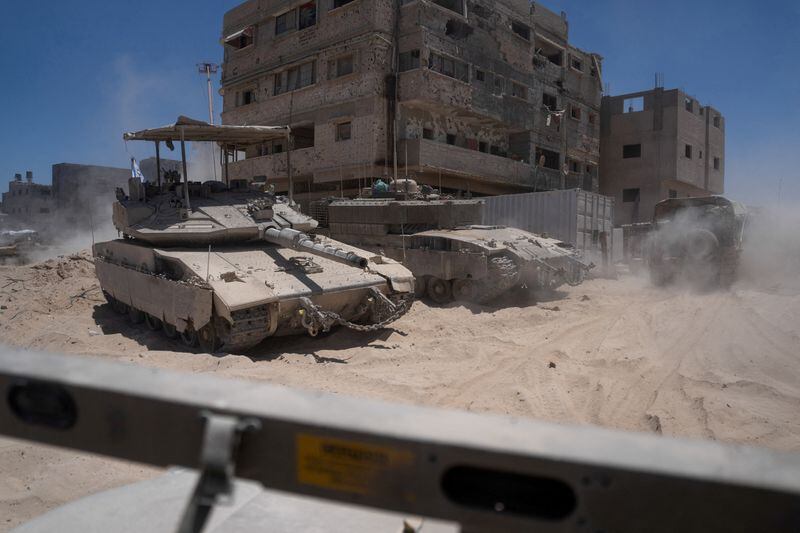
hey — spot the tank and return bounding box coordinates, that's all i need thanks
[0,229,40,265]
[312,180,592,304]
[93,117,414,352]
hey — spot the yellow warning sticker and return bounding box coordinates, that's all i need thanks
[296,434,415,495]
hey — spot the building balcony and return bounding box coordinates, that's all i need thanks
[400,138,534,188]
[226,147,317,181]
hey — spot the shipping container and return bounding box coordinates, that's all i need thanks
[482,189,615,259]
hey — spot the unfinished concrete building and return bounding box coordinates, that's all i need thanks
[600,88,725,225]
[220,0,603,207]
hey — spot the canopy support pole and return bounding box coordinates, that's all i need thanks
[286,130,294,205]
[180,126,192,212]
[224,145,229,186]
[154,141,162,189]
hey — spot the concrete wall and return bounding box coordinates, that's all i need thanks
[600,88,725,225]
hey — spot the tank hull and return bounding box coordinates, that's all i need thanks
[93,239,414,351]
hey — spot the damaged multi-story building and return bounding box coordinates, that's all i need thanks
[600,88,725,225]
[220,0,603,207]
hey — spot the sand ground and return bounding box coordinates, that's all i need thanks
[1,251,799,529]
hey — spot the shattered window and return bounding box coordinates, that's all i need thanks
[512,21,530,41]
[542,93,558,109]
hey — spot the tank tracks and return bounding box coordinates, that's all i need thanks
[420,254,521,305]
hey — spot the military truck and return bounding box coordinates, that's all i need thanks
[312,180,591,304]
[645,196,748,288]
[93,117,415,352]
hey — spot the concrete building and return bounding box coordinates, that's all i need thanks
[220,0,603,207]
[0,172,55,223]
[599,88,725,225]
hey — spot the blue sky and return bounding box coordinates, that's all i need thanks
[0,0,798,206]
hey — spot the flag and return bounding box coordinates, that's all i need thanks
[131,157,145,182]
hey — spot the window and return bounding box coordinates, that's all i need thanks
[669,189,678,199]
[275,10,297,35]
[624,96,644,113]
[332,0,355,8]
[700,108,705,116]
[699,150,703,159]
[330,55,354,78]
[40,208,50,214]
[570,104,582,120]
[623,144,641,159]
[238,89,254,106]
[571,57,583,72]
[586,164,596,175]
[623,188,641,203]
[475,69,485,82]
[542,92,558,109]
[446,134,456,145]
[714,157,721,170]
[493,75,504,95]
[569,160,580,173]
[422,128,434,140]
[432,0,464,15]
[588,113,597,125]
[685,144,692,159]
[336,122,352,142]
[274,61,316,95]
[479,141,488,153]
[428,52,469,82]
[398,50,420,72]
[684,98,694,113]
[535,148,560,170]
[224,26,254,50]
[512,21,530,41]
[299,2,317,30]
[713,115,721,128]
[590,67,598,78]
[510,82,527,100]
[537,41,563,66]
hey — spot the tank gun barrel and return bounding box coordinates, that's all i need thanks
[264,228,369,269]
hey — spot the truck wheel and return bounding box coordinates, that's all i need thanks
[452,279,478,302]
[427,277,453,305]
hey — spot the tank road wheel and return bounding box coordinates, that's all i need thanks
[198,323,221,354]
[452,279,478,303]
[181,327,198,348]
[144,313,162,331]
[128,307,144,325]
[111,297,129,315]
[427,277,453,305]
[162,322,178,339]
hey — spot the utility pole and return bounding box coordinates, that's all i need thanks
[197,62,220,125]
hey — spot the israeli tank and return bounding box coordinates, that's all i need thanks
[93,118,414,352]
[312,180,591,304]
